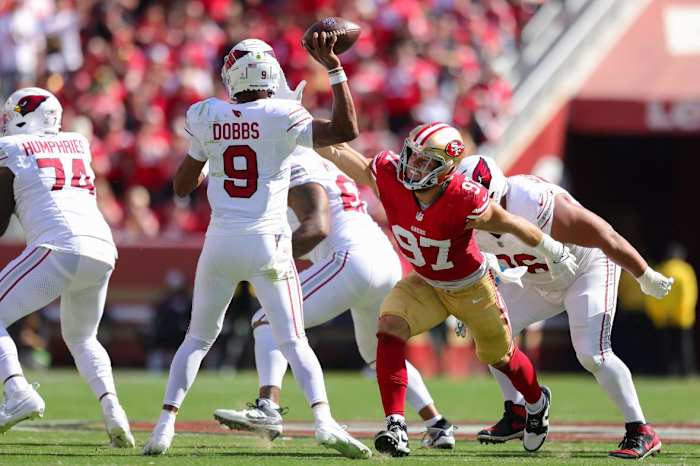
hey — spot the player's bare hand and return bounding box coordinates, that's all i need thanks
[302,31,341,70]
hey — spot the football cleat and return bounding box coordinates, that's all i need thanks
[103,404,135,448]
[421,417,456,449]
[609,424,662,460]
[315,422,372,459]
[0,383,45,434]
[142,423,174,456]
[477,401,525,444]
[214,398,287,440]
[374,415,410,457]
[523,385,551,452]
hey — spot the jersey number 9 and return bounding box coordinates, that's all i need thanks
[223,145,258,198]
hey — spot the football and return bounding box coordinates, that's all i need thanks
[303,17,361,55]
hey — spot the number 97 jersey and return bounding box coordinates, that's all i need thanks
[184,97,313,236]
[371,150,490,290]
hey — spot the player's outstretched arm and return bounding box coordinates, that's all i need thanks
[303,32,359,147]
[468,202,578,279]
[288,182,330,258]
[550,194,673,298]
[173,155,207,197]
[0,167,15,236]
[316,144,377,194]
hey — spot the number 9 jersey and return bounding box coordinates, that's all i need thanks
[0,132,115,265]
[184,97,313,237]
[370,150,490,290]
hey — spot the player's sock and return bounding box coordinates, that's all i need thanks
[158,409,177,427]
[99,392,119,412]
[65,338,117,398]
[0,327,25,395]
[376,333,408,417]
[163,334,213,407]
[277,338,329,407]
[489,364,526,406]
[494,346,542,404]
[423,414,443,429]
[405,361,435,414]
[253,319,288,388]
[312,401,334,427]
[590,352,646,423]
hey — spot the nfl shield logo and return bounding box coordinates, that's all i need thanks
[416,211,424,221]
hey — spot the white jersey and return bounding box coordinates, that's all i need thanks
[184,97,313,236]
[0,132,116,265]
[287,147,394,264]
[476,175,594,293]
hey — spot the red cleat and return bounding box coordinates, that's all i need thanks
[609,424,662,460]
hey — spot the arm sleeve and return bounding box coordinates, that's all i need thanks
[185,106,208,162]
[286,105,313,148]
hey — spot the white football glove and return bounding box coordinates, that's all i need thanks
[535,234,579,281]
[636,267,674,299]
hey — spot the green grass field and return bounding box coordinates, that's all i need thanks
[0,370,698,465]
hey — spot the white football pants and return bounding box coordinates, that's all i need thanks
[251,245,437,413]
[489,251,645,423]
[0,246,117,398]
[163,234,329,408]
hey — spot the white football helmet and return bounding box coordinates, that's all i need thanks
[221,39,282,100]
[2,87,62,136]
[459,155,508,202]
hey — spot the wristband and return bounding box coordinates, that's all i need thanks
[328,67,347,86]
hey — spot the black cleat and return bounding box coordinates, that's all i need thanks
[477,401,525,444]
[374,415,410,457]
[609,423,662,460]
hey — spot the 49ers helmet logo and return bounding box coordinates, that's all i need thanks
[472,156,492,188]
[445,140,465,158]
[15,95,49,116]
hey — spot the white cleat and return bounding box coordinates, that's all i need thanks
[214,399,285,440]
[104,404,135,448]
[142,423,174,455]
[0,383,45,434]
[316,423,372,459]
[421,418,456,449]
[523,385,552,452]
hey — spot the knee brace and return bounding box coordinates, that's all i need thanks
[576,351,606,374]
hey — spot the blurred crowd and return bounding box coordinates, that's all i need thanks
[0,0,540,239]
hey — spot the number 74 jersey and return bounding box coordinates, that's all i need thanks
[0,132,115,263]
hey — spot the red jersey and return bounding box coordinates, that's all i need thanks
[371,150,490,289]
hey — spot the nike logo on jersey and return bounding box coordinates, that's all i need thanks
[472,297,484,304]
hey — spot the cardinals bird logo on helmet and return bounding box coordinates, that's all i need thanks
[15,95,49,116]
